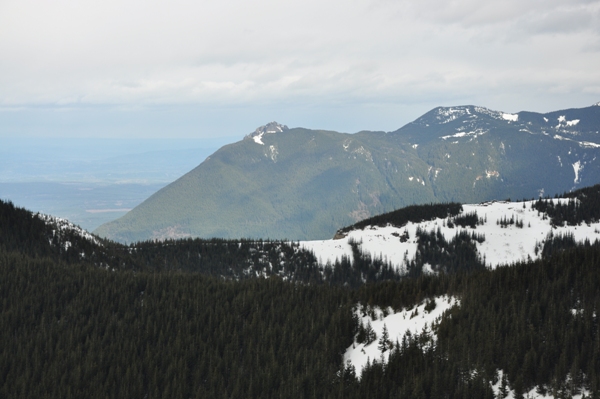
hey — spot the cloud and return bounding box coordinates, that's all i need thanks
[0,0,599,127]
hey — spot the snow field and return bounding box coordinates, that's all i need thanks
[301,199,600,272]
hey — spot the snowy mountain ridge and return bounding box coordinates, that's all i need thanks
[36,212,102,250]
[424,105,519,126]
[406,103,600,149]
[301,197,600,273]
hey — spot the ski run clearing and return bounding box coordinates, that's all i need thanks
[301,198,600,272]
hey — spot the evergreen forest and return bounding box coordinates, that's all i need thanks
[2,184,600,398]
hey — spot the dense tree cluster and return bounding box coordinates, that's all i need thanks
[448,210,484,229]
[0,200,60,258]
[533,184,600,227]
[409,227,486,275]
[0,252,355,398]
[338,203,463,234]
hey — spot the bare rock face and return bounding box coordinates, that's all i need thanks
[245,122,289,145]
[333,230,348,240]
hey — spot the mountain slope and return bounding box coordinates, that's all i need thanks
[95,105,600,242]
[302,184,600,274]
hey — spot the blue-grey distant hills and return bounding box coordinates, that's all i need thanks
[94,103,600,243]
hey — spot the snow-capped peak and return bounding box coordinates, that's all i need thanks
[423,106,519,126]
[246,122,289,145]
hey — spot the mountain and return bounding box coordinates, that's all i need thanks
[94,104,600,243]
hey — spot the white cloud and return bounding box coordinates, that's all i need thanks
[0,0,599,136]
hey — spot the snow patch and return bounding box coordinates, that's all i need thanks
[253,132,265,145]
[579,141,600,148]
[441,129,487,140]
[502,113,518,122]
[490,370,591,399]
[247,122,288,145]
[573,161,582,184]
[268,145,278,162]
[344,295,460,377]
[556,116,581,129]
[436,107,469,124]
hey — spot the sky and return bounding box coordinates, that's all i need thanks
[1,0,600,139]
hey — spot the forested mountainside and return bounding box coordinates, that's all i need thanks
[2,245,600,398]
[2,187,600,397]
[95,103,600,243]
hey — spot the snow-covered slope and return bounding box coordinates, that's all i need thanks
[301,199,600,272]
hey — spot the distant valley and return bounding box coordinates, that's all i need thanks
[0,138,229,231]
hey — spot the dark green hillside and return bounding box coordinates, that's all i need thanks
[2,243,600,397]
[95,126,434,242]
[3,194,600,397]
[96,104,600,243]
[0,253,355,398]
[0,198,404,285]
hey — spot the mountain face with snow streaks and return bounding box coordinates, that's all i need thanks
[95,103,600,243]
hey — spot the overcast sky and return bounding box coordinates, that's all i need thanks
[1,0,599,139]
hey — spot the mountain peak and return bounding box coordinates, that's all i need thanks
[410,105,519,127]
[246,122,289,145]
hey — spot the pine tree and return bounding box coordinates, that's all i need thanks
[378,324,390,353]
